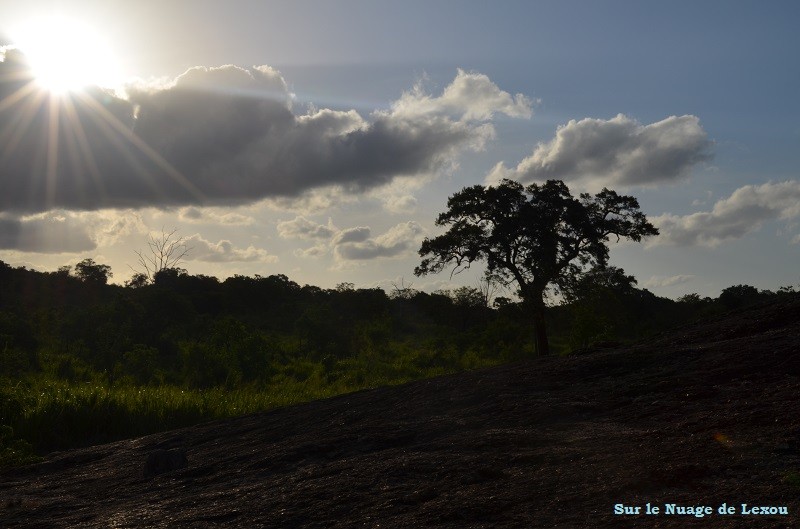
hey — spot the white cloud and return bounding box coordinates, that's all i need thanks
[296,108,367,136]
[487,114,712,189]
[277,216,337,240]
[334,221,425,260]
[293,244,328,259]
[383,194,418,214]
[366,175,429,215]
[651,180,800,247]
[285,218,425,262]
[391,69,533,121]
[184,234,278,263]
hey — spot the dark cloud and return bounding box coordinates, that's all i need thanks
[0,48,144,212]
[0,53,527,214]
[332,226,371,245]
[180,207,203,220]
[0,213,96,253]
[488,114,712,189]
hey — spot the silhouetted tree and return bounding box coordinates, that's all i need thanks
[389,278,418,300]
[415,179,658,355]
[560,265,637,304]
[335,282,355,292]
[719,284,762,309]
[450,286,486,308]
[476,276,499,308]
[677,293,703,305]
[153,267,189,287]
[125,272,149,288]
[560,266,637,349]
[74,258,112,285]
[134,228,191,283]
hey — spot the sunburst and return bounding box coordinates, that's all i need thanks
[9,14,122,94]
[0,15,203,213]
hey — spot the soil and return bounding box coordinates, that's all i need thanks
[2,296,800,528]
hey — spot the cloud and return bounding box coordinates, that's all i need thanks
[383,194,418,214]
[487,114,712,189]
[643,275,695,288]
[83,210,149,246]
[651,180,800,247]
[178,206,255,226]
[332,226,371,245]
[283,218,426,261]
[263,187,356,215]
[0,209,145,253]
[365,175,428,215]
[293,244,328,259]
[0,52,529,214]
[0,213,95,253]
[391,69,533,121]
[184,234,278,263]
[334,221,425,260]
[276,216,337,240]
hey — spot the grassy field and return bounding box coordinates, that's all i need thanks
[1,350,506,467]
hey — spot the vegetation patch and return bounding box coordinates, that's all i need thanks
[0,256,795,466]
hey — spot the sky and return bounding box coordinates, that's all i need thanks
[0,0,798,299]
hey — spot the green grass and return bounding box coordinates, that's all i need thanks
[0,349,506,467]
[2,376,340,455]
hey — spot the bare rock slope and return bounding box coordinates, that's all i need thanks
[2,296,800,528]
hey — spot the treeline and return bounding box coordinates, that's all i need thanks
[1,262,526,389]
[0,258,796,462]
[1,259,797,387]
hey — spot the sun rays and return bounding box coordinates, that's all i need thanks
[0,13,203,212]
[0,41,205,213]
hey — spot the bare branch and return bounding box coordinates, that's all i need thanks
[131,227,193,282]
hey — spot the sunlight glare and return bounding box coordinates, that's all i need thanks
[10,15,122,94]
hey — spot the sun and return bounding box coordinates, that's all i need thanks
[10,14,122,94]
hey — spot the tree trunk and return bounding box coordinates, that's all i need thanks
[520,287,550,356]
[532,304,550,356]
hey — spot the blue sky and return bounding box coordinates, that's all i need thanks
[1,0,798,298]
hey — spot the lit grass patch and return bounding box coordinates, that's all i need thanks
[3,377,338,454]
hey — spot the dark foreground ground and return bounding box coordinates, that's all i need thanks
[2,296,800,528]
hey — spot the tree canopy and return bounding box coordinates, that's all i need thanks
[415,179,659,355]
[74,258,113,285]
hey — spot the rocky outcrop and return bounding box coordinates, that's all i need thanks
[144,448,187,478]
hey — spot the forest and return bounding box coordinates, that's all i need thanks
[0,257,796,466]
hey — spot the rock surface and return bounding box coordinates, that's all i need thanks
[2,296,800,527]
